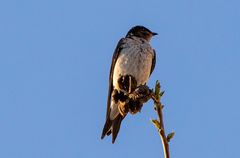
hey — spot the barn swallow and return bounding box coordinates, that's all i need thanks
[101,26,157,143]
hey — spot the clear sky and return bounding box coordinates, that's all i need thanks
[0,0,239,158]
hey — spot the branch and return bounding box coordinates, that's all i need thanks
[151,81,174,158]
[116,76,174,157]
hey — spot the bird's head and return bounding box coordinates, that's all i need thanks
[126,25,157,41]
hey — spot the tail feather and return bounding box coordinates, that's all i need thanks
[101,114,124,144]
[111,115,123,143]
[101,117,112,139]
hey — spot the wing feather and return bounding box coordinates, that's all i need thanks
[101,38,125,140]
[105,38,125,119]
[150,49,156,76]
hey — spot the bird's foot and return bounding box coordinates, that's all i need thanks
[118,101,129,117]
[129,85,152,103]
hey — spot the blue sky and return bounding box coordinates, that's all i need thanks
[0,0,239,157]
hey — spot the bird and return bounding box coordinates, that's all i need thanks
[101,26,157,143]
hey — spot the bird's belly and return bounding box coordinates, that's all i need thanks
[113,47,153,90]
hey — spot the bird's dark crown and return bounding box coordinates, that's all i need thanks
[126,25,157,41]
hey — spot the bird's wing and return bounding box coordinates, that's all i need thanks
[101,38,125,142]
[150,49,156,76]
[106,38,125,120]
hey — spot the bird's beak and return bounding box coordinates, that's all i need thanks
[152,32,158,36]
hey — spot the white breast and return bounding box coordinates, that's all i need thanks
[112,37,154,90]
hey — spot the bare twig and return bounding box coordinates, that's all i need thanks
[151,81,174,158]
